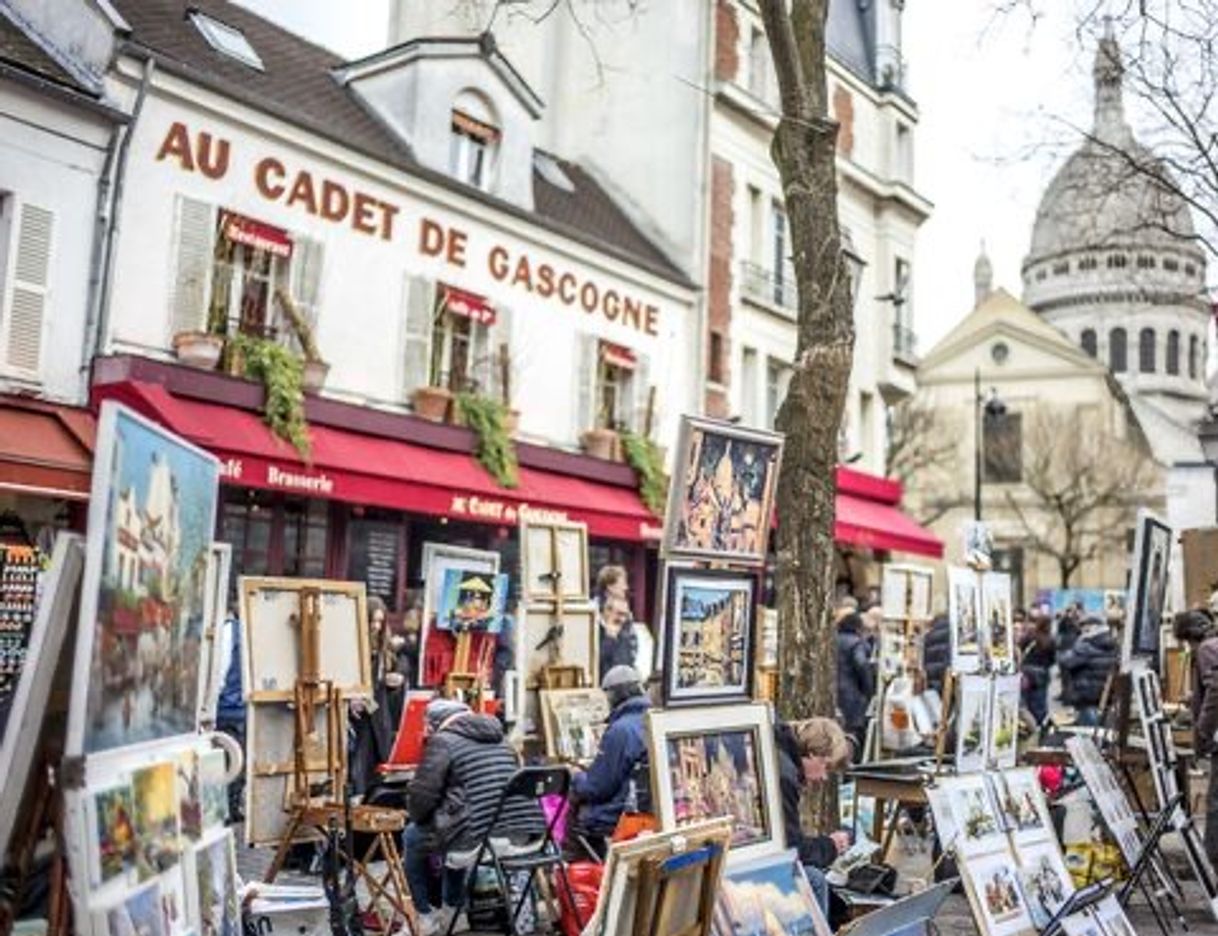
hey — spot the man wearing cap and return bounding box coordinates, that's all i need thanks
[570,664,651,857]
[404,698,543,934]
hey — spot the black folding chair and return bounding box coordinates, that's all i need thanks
[444,765,581,936]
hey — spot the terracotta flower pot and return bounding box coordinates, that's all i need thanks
[412,385,453,422]
[302,359,330,393]
[171,331,224,370]
[581,427,619,461]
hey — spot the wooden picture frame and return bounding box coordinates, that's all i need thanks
[661,416,783,566]
[539,688,611,763]
[520,518,590,604]
[522,604,598,688]
[1123,510,1172,669]
[68,402,220,757]
[661,566,756,706]
[646,703,784,866]
[239,577,371,700]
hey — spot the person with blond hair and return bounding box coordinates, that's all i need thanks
[774,715,854,916]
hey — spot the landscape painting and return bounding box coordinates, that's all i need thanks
[132,760,180,880]
[663,417,783,565]
[193,829,240,936]
[70,403,219,755]
[664,568,755,705]
[712,849,831,936]
[89,780,137,885]
[949,567,982,673]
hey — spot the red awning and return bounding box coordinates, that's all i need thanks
[443,285,496,325]
[0,396,95,500]
[222,211,293,258]
[94,381,660,543]
[600,340,637,370]
[833,465,943,558]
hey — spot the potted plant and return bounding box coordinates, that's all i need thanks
[275,288,329,392]
[581,425,619,461]
[456,392,518,488]
[171,295,226,369]
[412,383,453,422]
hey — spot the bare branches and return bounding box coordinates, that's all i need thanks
[885,399,960,525]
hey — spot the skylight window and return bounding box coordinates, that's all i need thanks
[190,11,264,71]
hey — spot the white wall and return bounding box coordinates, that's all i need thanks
[0,79,112,403]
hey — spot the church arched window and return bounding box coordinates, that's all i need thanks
[1190,335,1200,379]
[1109,328,1127,372]
[1166,330,1180,375]
[1139,328,1156,373]
[1081,329,1097,357]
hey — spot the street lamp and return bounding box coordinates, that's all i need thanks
[974,368,1006,521]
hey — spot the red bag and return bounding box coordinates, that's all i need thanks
[557,861,603,936]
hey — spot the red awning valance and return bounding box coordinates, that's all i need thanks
[600,340,637,370]
[222,211,293,258]
[0,396,95,501]
[94,381,659,543]
[443,285,496,326]
[832,466,943,558]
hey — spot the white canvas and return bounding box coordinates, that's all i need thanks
[522,605,597,687]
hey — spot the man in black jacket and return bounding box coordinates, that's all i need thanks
[836,612,877,752]
[775,717,853,915]
[922,614,951,697]
[404,698,544,934]
[1058,616,1118,726]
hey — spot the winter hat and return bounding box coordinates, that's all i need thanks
[425,698,470,732]
[601,664,642,691]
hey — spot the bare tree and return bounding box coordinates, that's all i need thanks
[885,399,961,525]
[1003,406,1159,587]
[758,1,855,827]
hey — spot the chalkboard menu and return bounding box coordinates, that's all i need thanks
[349,518,401,609]
[0,544,43,738]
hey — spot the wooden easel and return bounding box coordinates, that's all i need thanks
[262,587,416,934]
[933,669,958,771]
[867,568,932,763]
[632,842,725,936]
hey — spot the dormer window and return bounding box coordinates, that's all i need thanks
[449,92,500,190]
[190,11,264,71]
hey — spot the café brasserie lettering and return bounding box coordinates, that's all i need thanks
[156,121,661,336]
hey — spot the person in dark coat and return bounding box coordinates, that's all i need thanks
[595,565,638,681]
[214,611,245,824]
[1057,616,1118,725]
[1175,610,1218,866]
[350,597,407,795]
[775,717,854,915]
[1019,614,1056,726]
[922,614,951,697]
[571,665,651,856]
[404,699,544,934]
[836,612,876,749]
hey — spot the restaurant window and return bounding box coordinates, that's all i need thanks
[282,499,328,578]
[1109,327,1127,373]
[1166,330,1180,375]
[983,411,1022,483]
[449,94,499,190]
[209,211,291,338]
[1139,327,1156,373]
[765,356,791,429]
[576,335,650,434]
[217,489,331,602]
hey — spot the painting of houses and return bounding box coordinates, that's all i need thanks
[70,404,219,755]
[666,729,767,848]
[664,569,755,704]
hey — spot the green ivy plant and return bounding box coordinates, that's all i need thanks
[227,334,311,458]
[457,392,518,489]
[620,429,668,516]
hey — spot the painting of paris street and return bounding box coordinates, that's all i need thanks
[70,403,219,755]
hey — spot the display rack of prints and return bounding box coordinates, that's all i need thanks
[661,416,783,566]
[1122,510,1172,670]
[67,402,220,757]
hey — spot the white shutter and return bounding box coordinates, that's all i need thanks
[169,196,215,337]
[575,333,598,437]
[288,236,324,352]
[469,316,490,395]
[402,275,436,395]
[3,203,53,374]
[487,305,513,403]
[632,351,653,436]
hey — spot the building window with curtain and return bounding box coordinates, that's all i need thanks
[1190,335,1200,379]
[428,285,497,393]
[1139,327,1156,373]
[596,341,638,430]
[449,105,499,190]
[1109,327,1127,373]
[983,411,1022,483]
[1166,330,1180,375]
[209,211,294,337]
[1080,328,1097,358]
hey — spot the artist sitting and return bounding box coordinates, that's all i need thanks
[405,699,545,935]
[569,664,651,858]
[775,717,854,916]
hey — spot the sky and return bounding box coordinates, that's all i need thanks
[236,0,1107,352]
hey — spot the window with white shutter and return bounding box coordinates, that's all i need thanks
[631,351,653,436]
[168,195,216,338]
[574,332,598,438]
[402,275,436,395]
[1,200,53,377]
[280,235,324,354]
[472,305,512,403]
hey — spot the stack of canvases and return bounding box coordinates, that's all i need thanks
[59,403,242,936]
[586,416,830,936]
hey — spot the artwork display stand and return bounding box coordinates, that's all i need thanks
[631,841,725,936]
[933,669,957,773]
[868,565,934,762]
[1117,792,1187,936]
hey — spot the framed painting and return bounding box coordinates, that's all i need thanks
[712,848,832,936]
[989,674,1021,769]
[1015,839,1074,930]
[959,849,1036,936]
[646,703,784,866]
[1123,510,1172,669]
[539,687,610,763]
[196,542,232,727]
[520,518,590,604]
[420,542,500,683]
[85,777,138,888]
[132,760,181,881]
[939,773,1004,859]
[522,605,598,688]
[662,416,784,566]
[93,878,167,936]
[956,674,990,774]
[186,826,240,936]
[949,566,982,674]
[880,564,934,621]
[662,567,756,706]
[68,402,220,756]
[435,568,508,633]
[240,577,370,699]
[981,572,1015,672]
[993,768,1053,845]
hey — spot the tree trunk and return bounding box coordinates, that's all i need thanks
[760,0,857,832]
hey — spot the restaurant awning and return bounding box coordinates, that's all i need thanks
[94,380,661,543]
[0,395,95,501]
[833,466,943,558]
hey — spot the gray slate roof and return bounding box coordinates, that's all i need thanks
[0,8,88,92]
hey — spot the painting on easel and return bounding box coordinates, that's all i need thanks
[950,566,983,673]
[1123,510,1172,668]
[435,569,508,634]
[522,606,598,688]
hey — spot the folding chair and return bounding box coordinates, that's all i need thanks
[444,765,581,936]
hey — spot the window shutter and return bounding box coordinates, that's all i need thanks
[469,315,490,395]
[3,202,53,374]
[487,305,513,404]
[169,196,215,337]
[575,333,598,438]
[631,352,653,436]
[402,275,436,395]
[288,236,324,352]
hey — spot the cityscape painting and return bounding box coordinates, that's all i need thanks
[663,567,755,705]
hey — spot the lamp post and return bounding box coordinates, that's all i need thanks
[974,368,1006,521]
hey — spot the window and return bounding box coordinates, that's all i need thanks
[765,356,791,429]
[596,343,640,430]
[1107,253,1128,269]
[894,258,912,340]
[449,103,499,190]
[219,490,330,602]
[403,279,507,399]
[748,185,764,263]
[190,11,264,70]
[991,341,1010,365]
[575,335,648,435]
[1185,262,1197,277]
[1079,256,1098,271]
[771,202,788,306]
[208,212,291,338]
[1139,327,1156,373]
[1136,255,1156,269]
[1166,330,1180,375]
[1163,257,1179,272]
[1052,261,1069,276]
[1190,335,1200,379]
[1035,269,1047,282]
[740,346,760,426]
[1081,328,1097,357]
[748,27,769,100]
[1109,327,1127,373]
[991,546,1025,609]
[895,122,913,182]
[708,331,726,385]
[983,411,1022,483]
[860,391,875,455]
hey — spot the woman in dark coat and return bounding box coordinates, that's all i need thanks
[1058,617,1118,725]
[836,612,877,750]
[922,614,951,696]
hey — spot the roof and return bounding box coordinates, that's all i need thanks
[109,0,687,285]
[827,0,875,86]
[0,8,89,93]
